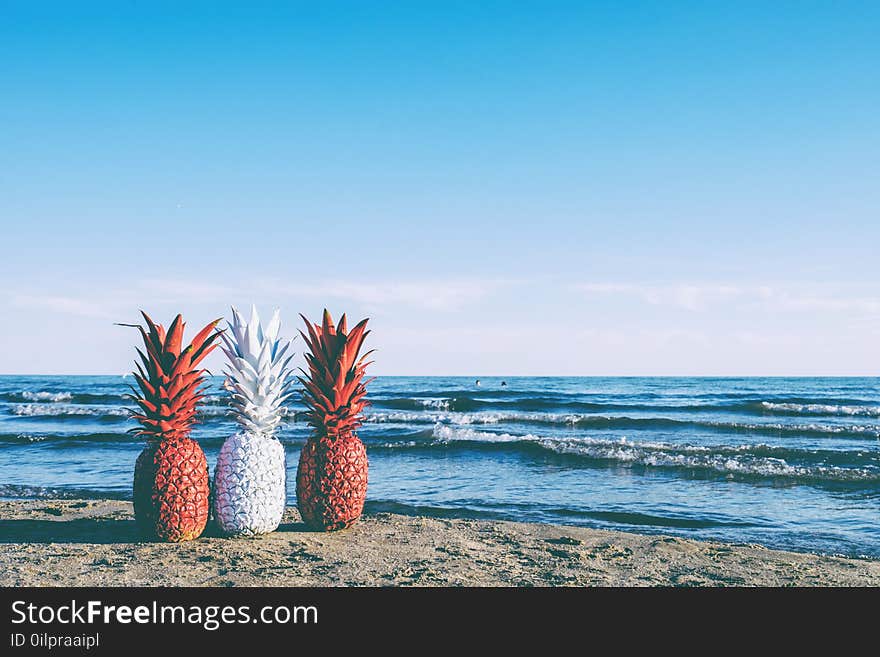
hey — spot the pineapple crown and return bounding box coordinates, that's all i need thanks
[123,311,222,443]
[221,305,296,436]
[299,309,375,439]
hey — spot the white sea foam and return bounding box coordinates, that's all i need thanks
[21,391,73,402]
[377,440,419,449]
[197,406,233,417]
[429,425,879,482]
[19,433,48,442]
[761,402,880,417]
[193,405,296,418]
[365,409,605,426]
[418,398,452,410]
[708,419,880,437]
[364,410,880,438]
[11,404,128,417]
[366,410,503,425]
[432,425,524,443]
[10,403,295,419]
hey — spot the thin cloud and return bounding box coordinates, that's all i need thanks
[575,282,880,315]
[271,279,505,311]
[576,283,745,311]
[11,294,115,319]
[139,277,507,312]
[7,277,507,319]
[772,294,880,314]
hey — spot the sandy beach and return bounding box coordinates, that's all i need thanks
[0,499,877,586]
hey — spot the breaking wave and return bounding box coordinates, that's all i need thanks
[760,402,880,417]
[0,431,135,444]
[0,484,129,500]
[0,391,125,404]
[5,404,285,422]
[10,405,130,422]
[369,394,880,417]
[363,410,880,440]
[369,425,880,485]
[20,391,73,402]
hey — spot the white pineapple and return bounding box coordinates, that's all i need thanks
[213,306,295,536]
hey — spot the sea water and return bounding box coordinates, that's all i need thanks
[1,375,878,557]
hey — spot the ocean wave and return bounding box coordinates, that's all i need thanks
[371,395,649,413]
[21,391,73,402]
[418,398,452,410]
[380,425,880,483]
[0,391,127,404]
[0,484,129,500]
[760,402,880,417]
[10,404,130,420]
[366,410,504,425]
[362,410,880,440]
[0,430,239,445]
[198,405,299,419]
[5,403,282,422]
[0,433,51,443]
[369,394,880,417]
[717,421,880,440]
[197,406,232,417]
[0,431,137,444]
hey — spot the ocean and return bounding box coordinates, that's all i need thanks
[1,375,878,558]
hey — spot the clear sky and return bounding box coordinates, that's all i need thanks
[1,1,878,375]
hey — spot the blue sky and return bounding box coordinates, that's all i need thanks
[1,1,878,375]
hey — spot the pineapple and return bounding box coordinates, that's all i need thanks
[296,309,374,531]
[126,312,221,542]
[213,306,295,536]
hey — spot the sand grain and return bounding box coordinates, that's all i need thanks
[1,499,877,587]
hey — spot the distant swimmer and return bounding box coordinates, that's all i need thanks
[501,381,507,387]
[475,379,481,387]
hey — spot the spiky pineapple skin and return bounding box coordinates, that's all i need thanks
[296,434,368,531]
[213,432,287,536]
[133,438,210,542]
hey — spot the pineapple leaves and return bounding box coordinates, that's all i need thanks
[164,314,185,357]
[122,312,223,443]
[221,306,296,437]
[299,310,373,438]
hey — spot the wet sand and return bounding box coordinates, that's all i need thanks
[1,499,878,586]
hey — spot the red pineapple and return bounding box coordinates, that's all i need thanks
[125,312,221,542]
[296,309,374,531]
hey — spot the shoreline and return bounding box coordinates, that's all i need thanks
[1,499,878,586]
